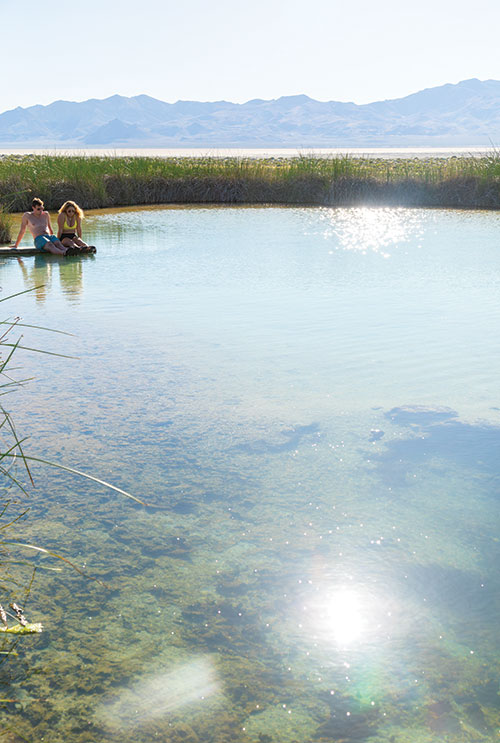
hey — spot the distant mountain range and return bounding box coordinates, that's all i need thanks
[1,79,499,147]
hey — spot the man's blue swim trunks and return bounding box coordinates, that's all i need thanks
[34,234,59,251]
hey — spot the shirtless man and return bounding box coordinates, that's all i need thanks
[13,198,68,255]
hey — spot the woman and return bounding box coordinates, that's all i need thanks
[57,201,95,253]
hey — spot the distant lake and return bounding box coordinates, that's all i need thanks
[2,204,500,742]
[0,146,492,158]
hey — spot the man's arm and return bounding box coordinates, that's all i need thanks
[47,213,55,235]
[12,214,28,248]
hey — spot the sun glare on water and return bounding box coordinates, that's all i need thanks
[313,206,425,257]
[320,589,366,645]
[300,584,400,652]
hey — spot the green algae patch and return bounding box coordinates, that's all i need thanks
[242,703,320,743]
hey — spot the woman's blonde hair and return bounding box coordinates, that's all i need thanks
[58,200,84,219]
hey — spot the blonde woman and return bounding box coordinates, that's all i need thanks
[57,201,95,253]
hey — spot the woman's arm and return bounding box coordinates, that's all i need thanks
[76,217,82,238]
[56,213,64,239]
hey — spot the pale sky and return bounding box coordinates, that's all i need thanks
[1,0,499,112]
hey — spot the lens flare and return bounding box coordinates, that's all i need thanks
[97,657,219,730]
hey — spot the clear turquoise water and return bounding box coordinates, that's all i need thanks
[1,205,500,742]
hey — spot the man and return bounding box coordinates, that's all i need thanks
[13,198,68,255]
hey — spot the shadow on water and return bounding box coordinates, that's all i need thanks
[395,561,497,627]
[370,405,500,489]
[232,423,320,455]
[317,692,380,742]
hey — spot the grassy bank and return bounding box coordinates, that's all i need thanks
[1,154,500,218]
[0,208,11,243]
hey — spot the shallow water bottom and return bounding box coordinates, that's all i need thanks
[1,205,500,742]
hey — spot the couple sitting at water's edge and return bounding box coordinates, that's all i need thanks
[13,198,96,255]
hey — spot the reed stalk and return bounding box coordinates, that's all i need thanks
[0,289,144,644]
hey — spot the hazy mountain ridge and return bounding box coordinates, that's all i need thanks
[1,79,499,147]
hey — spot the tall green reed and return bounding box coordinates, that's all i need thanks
[0,205,11,244]
[1,153,500,212]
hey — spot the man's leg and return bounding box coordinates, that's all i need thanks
[44,236,67,255]
[43,242,67,255]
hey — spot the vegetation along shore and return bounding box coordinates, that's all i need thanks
[1,152,500,241]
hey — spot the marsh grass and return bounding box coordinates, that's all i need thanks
[0,154,499,214]
[0,205,11,244]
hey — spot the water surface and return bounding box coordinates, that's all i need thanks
[0,146,492,158]
[1,205,500,742]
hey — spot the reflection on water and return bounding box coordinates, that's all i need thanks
[16,256,54,303]
[1,205,500,741]
[15,253,93,304]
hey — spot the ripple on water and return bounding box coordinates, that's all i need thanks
[2,206,500,742]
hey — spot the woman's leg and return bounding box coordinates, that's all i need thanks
[73,238,96,253]
[61,237,86,255]
[62,237,93,253]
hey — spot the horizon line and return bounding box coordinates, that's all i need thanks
[1,77,497,117]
